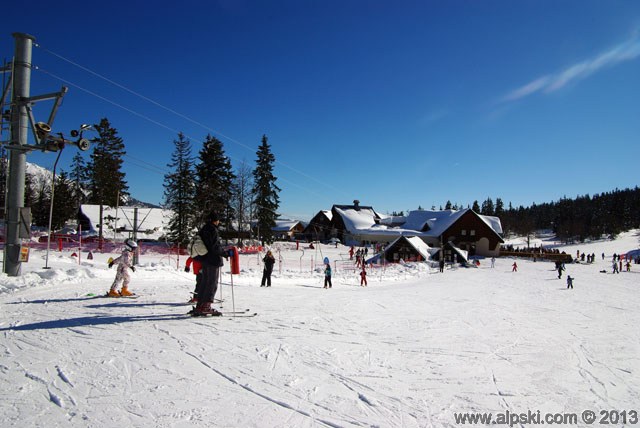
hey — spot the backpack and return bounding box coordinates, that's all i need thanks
[188,233,208,257]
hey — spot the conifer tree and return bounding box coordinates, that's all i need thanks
[231,159,254,242]
[472,200,480,212]
[252,135,280,245]
[494,198,504,217]
[69,152,89,210]
[87,118,129,206]
[194,134,236,230]
[51,171,76,230]
[30,179,49,227]
[481,197,495,216]
[163,133,196,246]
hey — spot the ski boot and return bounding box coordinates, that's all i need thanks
[119,287,134,297]
[192,302,222,317]
[107,289,120,297]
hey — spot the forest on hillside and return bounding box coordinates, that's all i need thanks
[495,187,640,242]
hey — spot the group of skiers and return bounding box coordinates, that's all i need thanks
[349,246,369,268]
[107,217,635,308]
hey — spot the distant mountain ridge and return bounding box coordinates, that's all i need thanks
[26,162,160,208]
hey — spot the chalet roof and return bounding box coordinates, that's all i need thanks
[386,236,432,260]
[402,209,465,235]
[273,219,303,232]
[402,208,503,238]
[320,210,332,221]
[307,210,332,223]
[477,214,503,235]
[430,241,469,263]
[333,206,388,234]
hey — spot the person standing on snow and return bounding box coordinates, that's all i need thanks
[107,239,137,297]
[360,266,367,287]
[184,256,203,303]
[566,275,574,289]
[612,259,619,274]
[512,261,518,272]
[324,263,332,289]
[261,250,276,287]
[557,263,564,279]
[192,212,228,316]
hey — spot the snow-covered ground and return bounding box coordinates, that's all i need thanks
[1,231,639,427]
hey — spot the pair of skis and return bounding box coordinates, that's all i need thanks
[86,292,139,299]
[187,307,257,318]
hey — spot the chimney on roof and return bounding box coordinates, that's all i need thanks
[353,199,360,209]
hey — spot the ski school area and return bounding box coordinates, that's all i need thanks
[0,230,639,427]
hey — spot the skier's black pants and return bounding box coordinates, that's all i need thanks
[194,272,202,294]
[261,269,272,286]
[198,265,220,303]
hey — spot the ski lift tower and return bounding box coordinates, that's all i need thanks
[1,33,92,276]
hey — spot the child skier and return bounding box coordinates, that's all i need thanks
[184,256,202,303]
[566,275,574,289]
[107,239,137,297]
[512,261,518,272]
[323,263,332,289]
[360,266,367,287]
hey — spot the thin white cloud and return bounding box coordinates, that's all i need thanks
[502,34,640,102]
[419,109,449,127]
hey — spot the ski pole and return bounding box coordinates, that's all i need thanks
[230,270,236,317]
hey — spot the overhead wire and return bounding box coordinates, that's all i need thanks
[33,64,335,208]
[34,43,347,197]
[32,66,315,221]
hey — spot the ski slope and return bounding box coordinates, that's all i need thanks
[1,231,639,427]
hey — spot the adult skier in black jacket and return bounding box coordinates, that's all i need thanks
[193,212,228,316]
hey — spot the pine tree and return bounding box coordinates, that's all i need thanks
[481,197,495,216]
[30,179,50,227]
[51,171,77,230]
[87,118,128,241]
[163,133,197,246]
[252,135,280,245]
[194,134,236,230]
[87,118,129,207]
[69,152,89,210]
[231,159,254,243]
[472,200,480,212]
[494,198,504,217]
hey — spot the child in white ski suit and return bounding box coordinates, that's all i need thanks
[108,239,137,297]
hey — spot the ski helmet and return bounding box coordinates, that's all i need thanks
[125,238,138,250]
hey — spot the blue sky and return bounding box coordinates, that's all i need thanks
[3,1,640,221]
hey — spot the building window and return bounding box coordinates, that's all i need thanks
[461,230,467,236]
[470,230,476,236]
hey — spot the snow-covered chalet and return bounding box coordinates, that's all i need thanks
[305,200,504,257]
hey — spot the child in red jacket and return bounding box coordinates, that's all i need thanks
[360,267,367,287]
[185,256,203,303]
